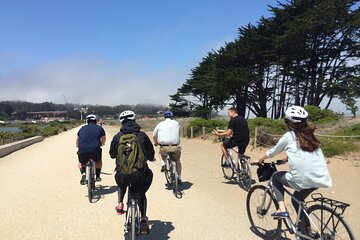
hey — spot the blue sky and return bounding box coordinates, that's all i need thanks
[0,0,357,114]
[0,0,281,105]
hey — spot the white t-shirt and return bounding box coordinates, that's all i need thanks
[266,131,332,191]
[153,118,180,145]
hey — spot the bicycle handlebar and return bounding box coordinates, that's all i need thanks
[250,160,286,166]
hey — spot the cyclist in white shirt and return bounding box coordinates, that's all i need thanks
[153,111,183,184]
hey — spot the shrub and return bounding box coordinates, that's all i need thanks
[42,126,59,137]
[333,123,360,138]
[320,138,358,157]
[304,105,339,124]
[248,118,288,137]
[186,118,227,137]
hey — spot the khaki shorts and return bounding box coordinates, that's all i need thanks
[159,145,181,161]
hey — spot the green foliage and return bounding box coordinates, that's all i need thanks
[319,138,358,157]
[186,118,227,137]
[0,131,15,139]
[333,123,360,139]
[19,124,41,138]
[0,120,82,141]
[42,126,60,137]
[171,0,359,118]
[248,118,288,137]
[304,106,339,124]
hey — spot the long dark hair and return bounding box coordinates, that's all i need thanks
[286,120,320,152]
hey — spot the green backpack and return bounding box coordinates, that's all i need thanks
[116,133,146,180]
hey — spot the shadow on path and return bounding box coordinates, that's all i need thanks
[123,220,174,240]
[88,185,118,203]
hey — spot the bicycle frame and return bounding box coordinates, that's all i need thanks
[248,161,354,240]
[281,187,321,239]
[266,181,347,240]
[165,152,181,198]
[227,148,250,172]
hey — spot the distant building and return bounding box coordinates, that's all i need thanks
[27,111,68,122]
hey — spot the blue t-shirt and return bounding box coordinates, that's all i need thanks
[77,123,105,154]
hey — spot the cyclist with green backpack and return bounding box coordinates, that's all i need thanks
[109,110,155,234]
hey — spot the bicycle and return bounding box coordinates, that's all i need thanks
[220,138,252,191]
[85,157,96,203]
[124,191,141,240]
[164,152,182,198]
[246,160,355,240]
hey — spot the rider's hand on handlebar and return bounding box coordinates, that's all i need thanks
[251,160,262,166]
[276,159,286,165]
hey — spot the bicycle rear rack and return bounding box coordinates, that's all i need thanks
[311,193,350,215]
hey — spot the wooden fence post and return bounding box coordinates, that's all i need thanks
[190,127,194,139]
[202,126,206,139]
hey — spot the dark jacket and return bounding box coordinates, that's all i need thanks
[109,120,155,161]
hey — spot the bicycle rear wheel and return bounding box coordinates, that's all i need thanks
[172,161,180,197]
[246,185,282,239]
[86,164,94,203]
[221,154,234,180]
[301,204,355,240]
[164,158,172,184]
[237,158,252,191]
[130,203,137,240]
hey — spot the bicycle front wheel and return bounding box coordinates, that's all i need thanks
[301,204,355,240]
[238,158,252,191]
[221,154,234,180]
[246,185,282,239]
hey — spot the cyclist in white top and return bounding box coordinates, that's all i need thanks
[153,111,183,184]
[253,106,332,219]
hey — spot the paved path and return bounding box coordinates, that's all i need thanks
[0,125,359,239]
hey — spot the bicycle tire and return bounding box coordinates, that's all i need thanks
[300,204,355,240]
[130,201,136,240]
[246,185,282,239]
[238,158,252,191]
[164,158,172,184]
[221,154,234,179]
[172,161,179,196]
[86,164,93,203]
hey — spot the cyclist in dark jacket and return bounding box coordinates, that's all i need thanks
[109,110,155,234]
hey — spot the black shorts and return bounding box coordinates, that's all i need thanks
[223,138,247,154]
[78,149,102,164]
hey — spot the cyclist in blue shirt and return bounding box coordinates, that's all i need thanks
[76,114,106,185]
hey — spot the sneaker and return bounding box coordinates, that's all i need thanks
[80,174,86,185]
[221,162,231,168]
[115,203,125,215]
[177,179,183,185]
[140,217,150,234]
[161,165,166,172]
[271,211,289,219]
[95,176,102,182]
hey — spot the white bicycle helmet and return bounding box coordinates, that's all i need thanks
[285,106,308,123]
[119,110,136,123]
[86,114,97,121]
